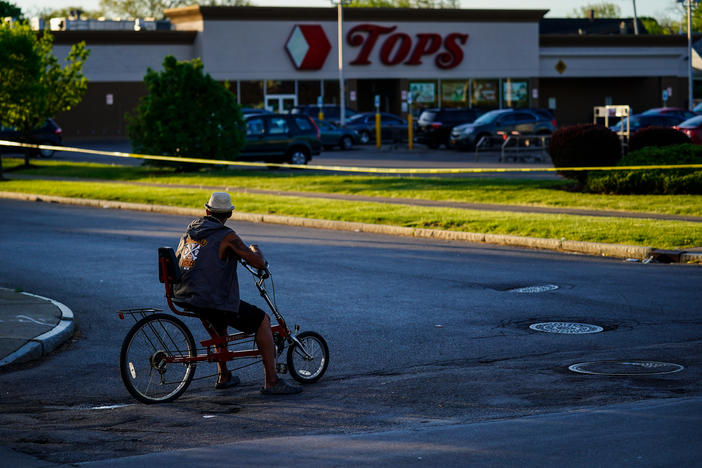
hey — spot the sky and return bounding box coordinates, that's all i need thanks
[12,0,683,20]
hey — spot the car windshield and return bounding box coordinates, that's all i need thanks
[472,111,503,125]
[346,114,367,123]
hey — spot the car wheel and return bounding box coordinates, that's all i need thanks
[359,131,371,145]
[340,135,353,150]
[288,148,309,165]
[38,142,55,158]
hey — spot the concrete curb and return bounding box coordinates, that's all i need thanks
[0,290,75,368]
[0,190,686,262]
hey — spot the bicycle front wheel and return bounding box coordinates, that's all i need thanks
[120,313,197,404]
[287,331,329,384]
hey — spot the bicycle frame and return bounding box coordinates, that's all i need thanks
[118,258,312,367]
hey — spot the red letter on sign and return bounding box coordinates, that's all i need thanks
[348,24,396,65]
[436,33,468,69]
[405,33,442,65]
[380,33,412,65]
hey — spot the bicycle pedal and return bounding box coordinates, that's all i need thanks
[276,363,288,374]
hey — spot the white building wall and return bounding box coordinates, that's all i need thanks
[52,44,196,82]
[540,46,687,78]
[198,20,540,80]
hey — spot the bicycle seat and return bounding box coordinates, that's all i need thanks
[158,247,181,284]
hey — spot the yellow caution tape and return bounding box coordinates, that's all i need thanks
[3,139,702,174]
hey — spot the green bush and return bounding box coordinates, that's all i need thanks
[127,55,245,170]
[628,126,690,152]
[548,124,622,185]
[585,144,702,194]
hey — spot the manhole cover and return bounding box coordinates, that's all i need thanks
[530,322,603,334]
[568,361,684,376]
[509,284,559,293]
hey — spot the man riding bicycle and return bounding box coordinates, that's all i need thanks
[173,192,302,395]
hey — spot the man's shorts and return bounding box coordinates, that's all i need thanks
[196,301,266,335]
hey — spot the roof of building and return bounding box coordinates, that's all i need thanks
[540,18,648,35]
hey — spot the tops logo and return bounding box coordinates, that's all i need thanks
[284,23,469,70]
[285,25,331,70]
[347,24,468,69]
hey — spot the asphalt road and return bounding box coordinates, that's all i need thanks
[0,199,700,465]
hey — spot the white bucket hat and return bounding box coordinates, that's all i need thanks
[205,192,235,213]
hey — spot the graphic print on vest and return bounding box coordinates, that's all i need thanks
[180,237,207,270]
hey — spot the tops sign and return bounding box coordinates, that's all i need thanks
[347,24,468,70]
[285,23,469,70]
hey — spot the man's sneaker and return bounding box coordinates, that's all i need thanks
[214,372,241,390]
[261,379,302,395]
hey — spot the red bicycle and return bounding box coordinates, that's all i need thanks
[118,247,329,404]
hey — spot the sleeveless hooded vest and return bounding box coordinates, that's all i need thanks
[173,216,240,313]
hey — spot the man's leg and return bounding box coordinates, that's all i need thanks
[200,317,232,385]
[255,314,279,389]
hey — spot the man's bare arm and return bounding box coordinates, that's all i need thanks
[222,232,267,269]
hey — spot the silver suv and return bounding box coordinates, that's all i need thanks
[450,109,556,150]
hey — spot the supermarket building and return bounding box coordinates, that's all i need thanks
[49,6,692,139]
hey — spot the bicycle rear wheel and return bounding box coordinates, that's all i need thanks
[120,313,197,404]
[287,331,329,384]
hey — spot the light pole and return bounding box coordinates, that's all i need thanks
[681,0,699,110]
[333,0,352,126]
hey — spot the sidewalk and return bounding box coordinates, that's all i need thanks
[0,287,74,368]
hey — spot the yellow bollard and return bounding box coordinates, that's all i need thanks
[408,113,413,151]
[376,112,381,149]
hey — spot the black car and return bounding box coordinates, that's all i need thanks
[290,105,357,125]
[449,109,556,150]
[415,108,483,148]
[343,112,408,144]
[0,118,63,157]
[240,114,321,165]
[316,120,359,150]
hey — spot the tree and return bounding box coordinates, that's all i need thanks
[0,0,22,19]
[99,0,250,20]
[569,2,621,18]
[37,6,106,21]
[126,55,245,170]
[349,0,459,7]
[0,21,89,170]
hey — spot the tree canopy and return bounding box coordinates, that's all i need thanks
[98,0,250,20]
[348,0,458,7]
[126,55,246,169]
[0,0,22,19]
[0,21,89,165]
[569,2,621,18]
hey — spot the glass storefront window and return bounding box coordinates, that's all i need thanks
[323,80,340,104]
[266,80,295,95]
[503,79,529,109]
[298,80,322,105]
[441,80,469,108]
[471,79,499,109]
[239,80,264,108]
[409,81,437,108]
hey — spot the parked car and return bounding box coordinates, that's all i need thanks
[610,113,682,132]
[343,112,408,144]
[674,115,702,144]
[240,113,321,165]
[240,107,273,116]
[449,109,555,150]
[642,107,697,122]
[0,118,62,157]
[290,105,357,125]
[415,108,482,148]
[316,120,358,150]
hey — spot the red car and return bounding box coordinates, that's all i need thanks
[674,115,702,144]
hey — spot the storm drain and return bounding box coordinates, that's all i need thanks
[530,322,604,334]
[509,284,559,293]
[568,361,684,376]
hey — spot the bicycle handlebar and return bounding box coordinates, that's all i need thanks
[240,259,270,279]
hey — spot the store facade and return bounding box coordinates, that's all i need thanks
[51,6,690,139]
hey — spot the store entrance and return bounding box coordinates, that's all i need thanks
[265,94,297,113]
[355,79,401,115]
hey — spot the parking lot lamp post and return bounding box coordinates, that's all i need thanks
[681,0,700,110]
[333,0,352,126]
